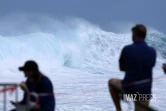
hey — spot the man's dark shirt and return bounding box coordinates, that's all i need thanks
[119,40,156,94]
[20,76,55,111]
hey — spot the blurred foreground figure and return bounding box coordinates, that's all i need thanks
[163,63,166,74]
[108,24,156,111]
[11,60,55,111]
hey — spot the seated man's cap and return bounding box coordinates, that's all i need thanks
[19,60,38,71]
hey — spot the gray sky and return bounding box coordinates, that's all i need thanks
[0,0,166,33]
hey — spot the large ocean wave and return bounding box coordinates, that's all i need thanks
[0,17,165,72]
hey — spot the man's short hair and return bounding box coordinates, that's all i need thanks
[132,24,146,39]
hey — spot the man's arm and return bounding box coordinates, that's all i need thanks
[119,48,126,71]
[19,93,27,104]
[119,63,126,71]
[11,81,29,106]
[19,81,29,104]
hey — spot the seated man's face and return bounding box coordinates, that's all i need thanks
[23,71,33,78]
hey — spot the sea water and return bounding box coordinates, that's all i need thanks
[0,16,166,111]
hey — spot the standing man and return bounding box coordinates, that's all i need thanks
[11,60,55,111]
[108,24,156,111]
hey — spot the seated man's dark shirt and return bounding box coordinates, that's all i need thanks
[20,75,55,111]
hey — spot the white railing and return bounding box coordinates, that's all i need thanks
[0,83,19,111]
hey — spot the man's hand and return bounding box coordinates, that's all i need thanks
[20,82,28,92]
[10,101,19,106]
[162,64,166,74]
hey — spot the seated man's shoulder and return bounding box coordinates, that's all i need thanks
[42,75,53,85]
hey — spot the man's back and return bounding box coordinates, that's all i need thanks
[108,25,156,111]
[120,40,156,93]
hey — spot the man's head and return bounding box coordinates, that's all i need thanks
[132,24,147,41]
[19,60,39,79]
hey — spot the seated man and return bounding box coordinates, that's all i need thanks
[11,60,55,111]
[108,24,156,111]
